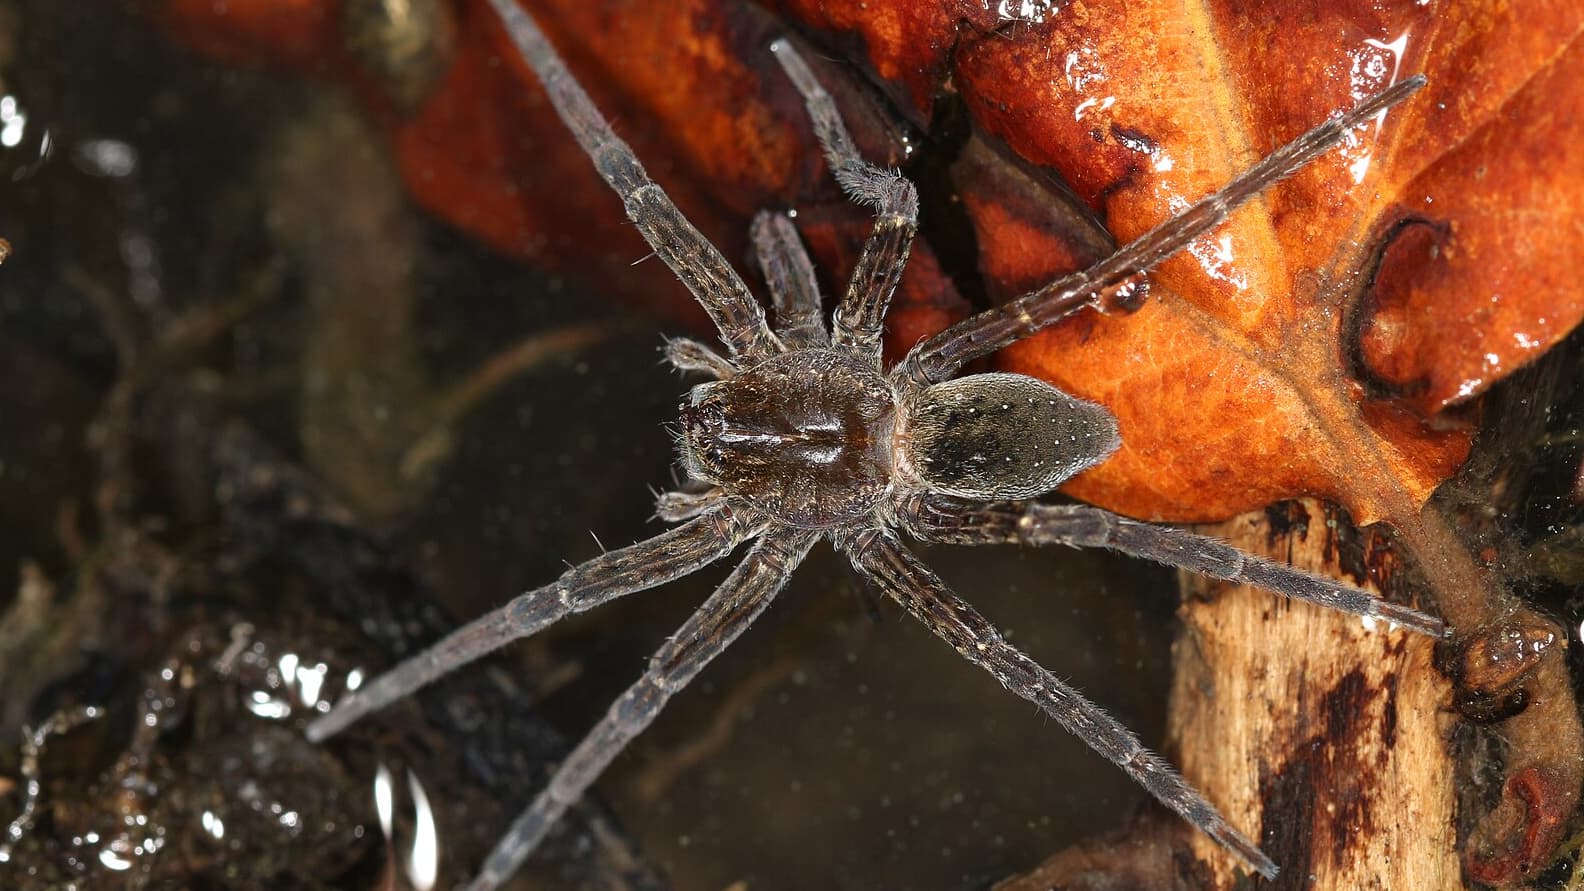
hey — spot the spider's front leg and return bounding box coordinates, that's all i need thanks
[664,208,831,376]
[897,74,1427,386]
[484,0,779,361]
[306,509,763,741]
[841,527,1279,879]
[771,39,917,365]
[900,495,1446,637]
[467,528,817,891]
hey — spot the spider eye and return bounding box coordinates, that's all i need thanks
[680,381,726,435]
[680,396,724,437]
[678,385,729,485]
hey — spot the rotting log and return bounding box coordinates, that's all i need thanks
[1170,501,1459,888]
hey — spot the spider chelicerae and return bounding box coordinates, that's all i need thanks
[308,2,1443,887]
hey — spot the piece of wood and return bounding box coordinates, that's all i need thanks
[1170,501,1459,888]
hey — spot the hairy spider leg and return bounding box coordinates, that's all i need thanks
[770,39,918,365]
[467,529,818,891]
[484,0,779,361]
[668,202,836,369]
[903,496,1448,637]
[306,510,762,742]
[666,208,830,370]
[901,75,1428,386]
[842,527,1280,878]
[750,210,830,347]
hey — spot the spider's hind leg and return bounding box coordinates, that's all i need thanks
[902,495,1447,637]
[896,74,1427,385]
[842,527,1279,879]
[771,39,918,365]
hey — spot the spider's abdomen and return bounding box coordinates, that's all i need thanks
[680,349,894,528]
[903,373,1119,500]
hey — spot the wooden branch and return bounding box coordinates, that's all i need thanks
[1169,501,1459,888]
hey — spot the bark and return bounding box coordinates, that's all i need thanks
[1169,501,1460,889]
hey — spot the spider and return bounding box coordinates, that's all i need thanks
[308,2,1442,888]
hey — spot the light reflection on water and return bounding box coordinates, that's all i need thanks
[372,761,442,890]
[1344,31,1414,185]
[0,622,450,889]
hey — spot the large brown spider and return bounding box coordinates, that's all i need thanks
[308,2,1442,887]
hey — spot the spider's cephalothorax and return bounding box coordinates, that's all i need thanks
[307,3,1443,889]
[680,349,895,528]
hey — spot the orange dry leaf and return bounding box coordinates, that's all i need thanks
[150,0,1584,526]
[928,0,1584,523]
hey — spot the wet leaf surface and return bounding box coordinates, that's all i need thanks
[944,0,1584,522]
